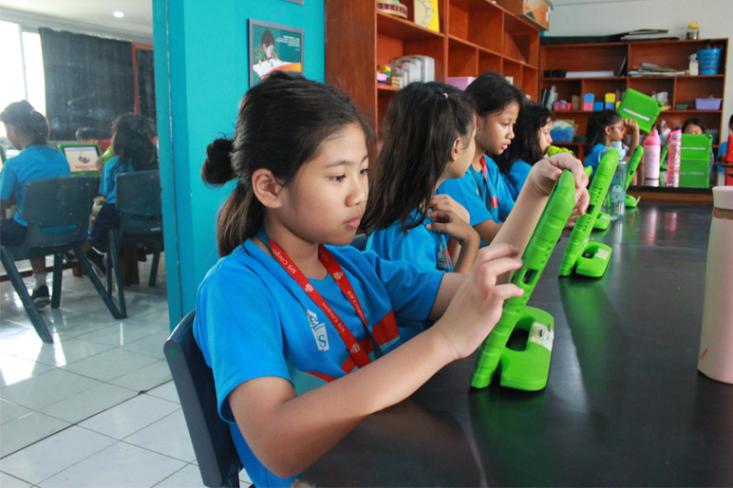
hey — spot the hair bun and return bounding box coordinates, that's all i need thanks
[202,138,235,184]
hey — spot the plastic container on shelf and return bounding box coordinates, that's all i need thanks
[697,47,722,75]
[695,98,722,111]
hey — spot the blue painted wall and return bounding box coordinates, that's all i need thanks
[153,0,325,325]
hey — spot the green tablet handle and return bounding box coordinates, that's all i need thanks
[559,150,619,276]
[625,145,644,191]
[471,171,576,389]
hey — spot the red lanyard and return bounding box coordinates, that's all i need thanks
[268,238,373,368]
[479,156,488,181]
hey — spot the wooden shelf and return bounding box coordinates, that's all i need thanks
[377,12,444,41]
[448,34,502,57]
[328,0,541,134]
[377,84,401,92]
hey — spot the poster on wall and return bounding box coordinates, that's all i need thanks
[249,20,304,85]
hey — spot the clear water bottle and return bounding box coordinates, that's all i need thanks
[608,142,627,221]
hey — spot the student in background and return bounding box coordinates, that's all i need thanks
[436,72,523,244]
[681,117,705,135]
[0,101,71,306]
[194,73,589,487]
[363,82,480,273]
[584,109,640,173]
[495,102,553,199]
[86,113,158,273]
[75,127,98,144]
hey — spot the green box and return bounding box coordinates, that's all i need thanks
[680,159,710,188]
[679,134,712,188]
[681,134,712,161]
[617,88,663,133]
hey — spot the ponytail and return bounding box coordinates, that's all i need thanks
[202,137,265,256]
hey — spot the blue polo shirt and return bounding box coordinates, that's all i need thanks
[0,145,71,226]
[504,159,532,199]
[366,212,453,272]
[99,156,133,204]
[467,155,515,223]
[194,239,445,487]
[435,173,492,227]
[584,143,609,175]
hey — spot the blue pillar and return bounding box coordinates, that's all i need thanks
[153,0,325,327]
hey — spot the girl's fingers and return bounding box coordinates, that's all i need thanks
[489,283,525,302]
[476,242,520,264]
[477,256,523,280]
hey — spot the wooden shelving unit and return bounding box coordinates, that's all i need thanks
[540,38,728,166]
[326,0,541,136]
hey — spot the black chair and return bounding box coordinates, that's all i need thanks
[0,176,123,343]
[106,170,163,318]
[164,311,242,487]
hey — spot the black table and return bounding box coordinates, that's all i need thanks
[302,203,733,487]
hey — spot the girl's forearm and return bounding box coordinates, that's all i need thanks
[229,326,454,478]
[453,232,479,274]
[491,182,548,261]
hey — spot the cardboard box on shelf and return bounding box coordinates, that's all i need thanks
[496,0,552,30]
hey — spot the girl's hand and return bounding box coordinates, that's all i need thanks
[428,207,478,246]
[431,243,524,360]
[528,152,590,217]
[430,194,470,224]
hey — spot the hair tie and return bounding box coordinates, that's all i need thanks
[443,92,449,99]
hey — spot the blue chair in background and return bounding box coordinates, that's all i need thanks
[106,170,163,318]
[164,311,242,487]
[0,176,123,343]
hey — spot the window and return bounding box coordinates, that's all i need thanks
[0,21,45,139]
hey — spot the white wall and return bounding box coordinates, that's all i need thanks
[547,0,733,143]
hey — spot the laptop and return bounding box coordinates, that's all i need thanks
[59,144,101,173]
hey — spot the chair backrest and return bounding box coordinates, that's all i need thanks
[116,170,162,235]
[20,176,96,249]
[164,312,241,487]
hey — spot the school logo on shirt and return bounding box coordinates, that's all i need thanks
[306,309,329,352]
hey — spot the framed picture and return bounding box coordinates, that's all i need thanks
[248,20,304,85]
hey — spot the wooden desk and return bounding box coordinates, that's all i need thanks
[302,203,733,486]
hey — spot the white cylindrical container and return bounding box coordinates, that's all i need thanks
[698,186,733,383]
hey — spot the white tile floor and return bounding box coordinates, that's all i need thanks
[1,256,252,486]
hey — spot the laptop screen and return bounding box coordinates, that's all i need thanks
[62,145,100,173]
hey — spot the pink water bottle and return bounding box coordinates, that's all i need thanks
[666,129,682,188]
[643,129,661,186]
[699,186,733,383]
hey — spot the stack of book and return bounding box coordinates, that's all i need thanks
[629,62,687,77]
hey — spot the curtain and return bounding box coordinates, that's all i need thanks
[135,48,156,123]
[39,28,134,140]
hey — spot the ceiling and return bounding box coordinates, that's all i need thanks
[0,0,152,41]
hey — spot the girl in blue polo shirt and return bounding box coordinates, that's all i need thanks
[496,102,553,198]
[584,109,640,175]
[0,101,70,306]
[194,73,589,487]
[363,82,480,273]
[436,72,524,244]
[86,114,157,272]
